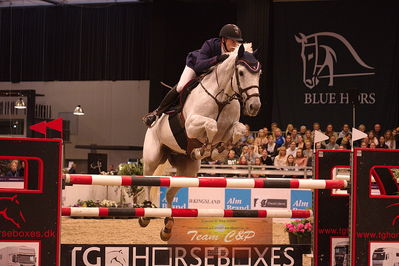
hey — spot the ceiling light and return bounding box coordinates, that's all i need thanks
[73,105,85,116]
[15,98,27,109]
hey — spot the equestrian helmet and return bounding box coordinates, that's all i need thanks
[219,24,243,42]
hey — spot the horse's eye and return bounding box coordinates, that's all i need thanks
[239,71,244,76]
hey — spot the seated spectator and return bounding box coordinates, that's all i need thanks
[384,130,396,149]
[6,160,21,177]
[270,122,278,135]
[284,135,292,148]
[369,142,377,149]
[311,122,321,139]
[264,135,278,160]
[325,136,339,150]
[376,136,389,149]
[338,124,351,139]
[303,140,313,166]
[360,142,368,148]
[295,148,308,168]
[245,145,258,164]
[286,141,297,157]
[296,135,305,150]
[240,145,249,158]
[324,123,338,140]
[254,129,268,147]
[339,145,346,150]
[304,130,313,144]
[274,146,288,167]
[285,123,294,136]
[286,154,295,167]
[290,128,299,143]
[358,124,366,132]
[368,131,379,146]
[239,125,254,146]
[238,156,248,165]
[225,150,238,165]
[299,125,307,137]
[260,149,273,165]
[373,123,383,138]
[274,128,285,148]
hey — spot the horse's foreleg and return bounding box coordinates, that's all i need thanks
[160,187,180,241]
[231,121,246,145]
[185,115,218,160]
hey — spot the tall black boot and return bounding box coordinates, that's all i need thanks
[142,88,179,127]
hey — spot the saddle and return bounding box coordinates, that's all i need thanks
[166,78,203,155]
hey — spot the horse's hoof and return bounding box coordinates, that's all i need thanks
[138,217,151,227]
[164,217,174,227]
[160,228,172,241]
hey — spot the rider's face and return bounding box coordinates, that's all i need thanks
[223,38,239,52]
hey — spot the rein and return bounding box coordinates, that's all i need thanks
[199,59,260,120]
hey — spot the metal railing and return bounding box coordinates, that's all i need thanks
[166,164,313,178]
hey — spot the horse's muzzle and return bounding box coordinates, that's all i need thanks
[246,99,261,116]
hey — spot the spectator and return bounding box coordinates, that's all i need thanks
[295,148,308,168]
[238,156,248,165]
[303,141,313,165]
[225,150,238,165]
[376,136,389,149]
[368,131,379,146]
[290,129,299,143]
[286,141,297,157]
[265,135,278,160]
[68,163,77,174]
[6,160,20,177]
[285,124,294,136]
[270,122,278,135]
[311,122,321,138]
[284,135,292,148]
[274,128,285,148]
[299,125,307,137]
[358,124,366,132]
[274,146,288,167]
[239,125,254,145]
[252,157,263,178]
[260,150,273,165]
[245,145,258,164]
[240,145,249,158]
[296,135,305,150]
[324,124,338,140]
[286,154,295,167]
[254,129,268,147]
[360,142,368,148]
[304,130,313,144]
[340,137,351,150]
[370,142,377,149]
[384,130,396,149]
[338,124,351,139]
[373,123,382,138]
[325,136,339,150]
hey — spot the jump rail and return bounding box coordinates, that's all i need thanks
[64,174,347,189]
[62,207,313,218]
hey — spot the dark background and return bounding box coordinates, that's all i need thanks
[0,0,397,131]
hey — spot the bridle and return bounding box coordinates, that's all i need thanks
[199,57,261,120]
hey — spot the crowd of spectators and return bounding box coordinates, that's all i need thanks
[203,122,399,169]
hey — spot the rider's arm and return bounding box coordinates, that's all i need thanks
[191,39,220,74]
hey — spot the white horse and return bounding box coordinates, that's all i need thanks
[141,43,261,240]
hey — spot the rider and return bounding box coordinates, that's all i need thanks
[142,24,243,127]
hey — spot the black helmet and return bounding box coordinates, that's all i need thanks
[219,24,243,42]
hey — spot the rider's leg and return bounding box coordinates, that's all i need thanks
[143,66,196,127]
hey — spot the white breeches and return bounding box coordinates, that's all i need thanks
[176,66,197,92]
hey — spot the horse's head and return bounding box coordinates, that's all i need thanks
[0,195,26,228]
[295,33,319,89]
[231,44,262,116]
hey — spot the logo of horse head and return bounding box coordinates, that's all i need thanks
[295,32,375,89]
[386,202,399,226]
[0,194,26,228]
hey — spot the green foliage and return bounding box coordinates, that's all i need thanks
[118,163,144,200]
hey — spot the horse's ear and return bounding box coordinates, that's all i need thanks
[238,44,245,58]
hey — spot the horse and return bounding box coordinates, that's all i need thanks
[142,43,261,241]
[0,194,26,228]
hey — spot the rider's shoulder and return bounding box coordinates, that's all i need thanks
[203,38,221,47]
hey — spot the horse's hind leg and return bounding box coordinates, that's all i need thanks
[160,157,200,241]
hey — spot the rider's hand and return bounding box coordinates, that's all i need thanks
[216,54,229,64]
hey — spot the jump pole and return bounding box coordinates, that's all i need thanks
[62,207,313,219]
[64,174,347,189]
